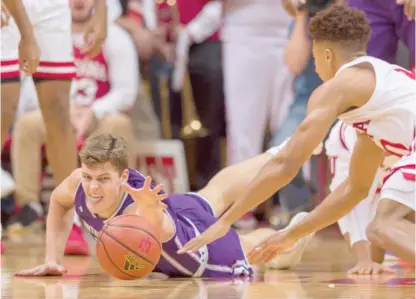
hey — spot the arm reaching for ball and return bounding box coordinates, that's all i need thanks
[178,67,376,254]
[122,176,174,242]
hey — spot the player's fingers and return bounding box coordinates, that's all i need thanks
[158,193,169,201]
[177,237,202,254]
[347,267,358,275]
[381,265,396,274]
[364,266,372,275]
[247,247,264,264]
[152,184,164,194]
[143,176,152,189]
[396,0,405,4]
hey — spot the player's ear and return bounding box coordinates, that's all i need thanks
[120,169,129,183]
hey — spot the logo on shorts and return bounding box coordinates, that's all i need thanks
[138,237,152,253]
[124,253,144,271]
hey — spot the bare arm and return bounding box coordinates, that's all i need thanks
[45,170,81,264]
[288,133,385,240]
[218,66,375,227]
[284,13,312,76]
[124,204,175,243]
[219,83,348,226]
[120,177,174,242]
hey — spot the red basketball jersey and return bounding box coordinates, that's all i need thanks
[71,37,111,106]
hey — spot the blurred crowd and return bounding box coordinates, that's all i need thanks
[1,0,414,246]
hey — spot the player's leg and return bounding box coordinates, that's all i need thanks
[7,110,45,234]
[1,19,21,148]
[196,151,272,218]
[93,114,137,167]
[222,39,272,227]
[31,3,87,255]
[366,166,416,265]
[367,200,415,264]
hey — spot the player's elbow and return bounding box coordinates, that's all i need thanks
[346,182,372,204]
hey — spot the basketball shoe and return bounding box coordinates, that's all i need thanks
[64,224,89,256]
[267,212,315,269]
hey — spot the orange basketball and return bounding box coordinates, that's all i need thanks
[96,214,162,280]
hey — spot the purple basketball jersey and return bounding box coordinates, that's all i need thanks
[74,168,253,278]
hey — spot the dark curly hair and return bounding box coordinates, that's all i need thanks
[308,4,371,52]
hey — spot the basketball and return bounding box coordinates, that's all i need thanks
[96,214,162,280]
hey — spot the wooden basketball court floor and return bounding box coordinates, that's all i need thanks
[1,231,415,299]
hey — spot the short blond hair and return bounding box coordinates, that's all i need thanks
[79,134,129,173]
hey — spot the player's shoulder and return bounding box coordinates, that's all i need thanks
[66,168,83,194]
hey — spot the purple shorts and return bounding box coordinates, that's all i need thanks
[154,193,253,278]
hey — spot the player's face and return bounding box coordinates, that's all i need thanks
[80,162,128,216]
[312,41,338,82]
[70,0,94,23]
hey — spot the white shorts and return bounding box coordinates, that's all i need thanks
[380,154,416,211]
[1,0,76,80]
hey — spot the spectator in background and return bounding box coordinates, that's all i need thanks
[6,0,139,254]
[270,0,341,228]
[219,0,293,229]
[111,0,162,140]
[347,0,415,69]
[154,0,225,191]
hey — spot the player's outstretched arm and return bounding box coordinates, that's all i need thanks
[15,170,81,277]
[248,133,386,264]
[178,66,376,254]
[122,176,174,242]
[178,82,346,254]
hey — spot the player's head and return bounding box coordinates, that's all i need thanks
[308,5,371,82]
[79,134,130,216]
[70,0,94,23]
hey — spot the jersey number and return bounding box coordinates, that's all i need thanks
[71,78,98,106]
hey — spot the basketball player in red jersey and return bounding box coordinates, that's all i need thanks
[6,0,139,255]
[180,5,416,266]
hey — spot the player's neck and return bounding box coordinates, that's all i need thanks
[336,52,367,72]
[95,191,127,219]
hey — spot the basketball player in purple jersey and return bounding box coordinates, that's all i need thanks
[15,134,314,278]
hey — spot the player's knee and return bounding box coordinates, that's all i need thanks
[366,218,387,246]
[100,114,133,134]
[13,111,43,138]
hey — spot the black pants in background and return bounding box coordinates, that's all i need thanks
[170,40,226,190]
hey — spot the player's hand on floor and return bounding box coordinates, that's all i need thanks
[121,176,168,210]
[347,261,396,275]
[248,230,297,264]
[15,263,67,277]
[177,220,231,254]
